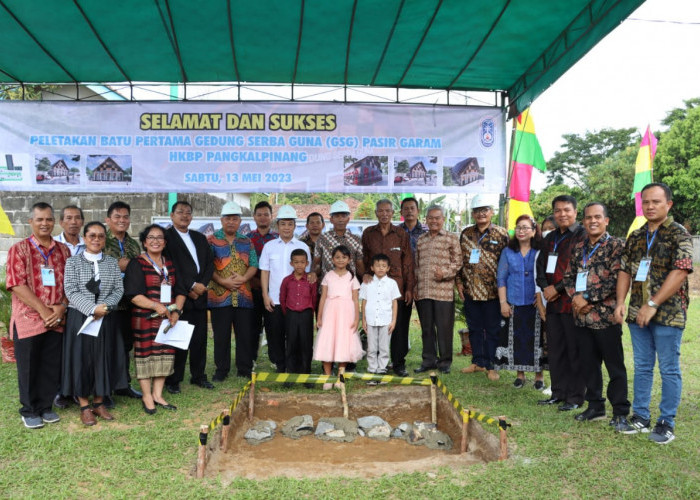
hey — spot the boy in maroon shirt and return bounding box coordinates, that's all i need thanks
[279,249,318,376]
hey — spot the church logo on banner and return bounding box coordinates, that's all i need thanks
[480,118,495,148]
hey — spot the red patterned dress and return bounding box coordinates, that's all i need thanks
[124,254,182,379]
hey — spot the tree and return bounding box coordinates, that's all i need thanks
[654,103,700,232]
[530,184,582,223]
[0,84,57,100]
[546,128,638,187]
[395,159,409,174]
[582,146,637,236]
[661,97,700,127]
[35,157,51,172]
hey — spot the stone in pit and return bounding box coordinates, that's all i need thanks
[281,415,315,439]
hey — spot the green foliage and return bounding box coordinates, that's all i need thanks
[661,97,700,127]
[0,282,10,327]
[36,157,51,172]
[0,84,58,100]
[354,195,376,219]
[655,103,700,232]
[395,159,409,174]
[529,184,581,223]
[546,128,638,188]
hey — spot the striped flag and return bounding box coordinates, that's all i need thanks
[507,109,546,233]
[0,202,14,235]
[627,126,657,236]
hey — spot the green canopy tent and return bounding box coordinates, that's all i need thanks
[0,0,645,115]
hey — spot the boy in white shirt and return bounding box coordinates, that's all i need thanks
[360,254,401,381]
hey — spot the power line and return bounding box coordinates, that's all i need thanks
[626,17,700,25]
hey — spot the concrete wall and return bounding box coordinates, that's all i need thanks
[0,191,238,265]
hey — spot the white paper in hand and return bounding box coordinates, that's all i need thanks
[155,320,194,349]
[79,316,103,337]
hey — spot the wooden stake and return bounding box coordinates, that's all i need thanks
[196,425,208,478]
[498,415,508,460]
[460,412,470,454]
[430,372,437,425]
[220,409,230,452]
[339,374,348,418]
[248,373,256,421]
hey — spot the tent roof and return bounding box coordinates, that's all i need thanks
[0,0,644,115]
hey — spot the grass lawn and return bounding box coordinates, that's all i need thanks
[0,297,698,499]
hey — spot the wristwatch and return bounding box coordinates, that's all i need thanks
[582,292,590,301]
[647,299,659,308]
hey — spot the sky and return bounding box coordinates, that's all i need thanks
[526,0,700,189]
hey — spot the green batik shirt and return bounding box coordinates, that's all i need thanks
[105,229,141,308]
[620,216,693,329]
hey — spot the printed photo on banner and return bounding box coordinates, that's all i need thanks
[34,154,80,185]
[442,157,484,187]
[393,155,439,187]
[86,155,132,185]
[343,155,388,187]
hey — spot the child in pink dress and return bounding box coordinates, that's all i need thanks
[313,245,363,390]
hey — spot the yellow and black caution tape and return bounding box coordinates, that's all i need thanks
[253,371,432,385]
[204,380,251,438]
[435,378,504,429]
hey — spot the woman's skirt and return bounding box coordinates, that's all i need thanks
[61,308,128,397]
[494,304,547,372]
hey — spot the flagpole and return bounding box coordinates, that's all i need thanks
[501,115,518,228]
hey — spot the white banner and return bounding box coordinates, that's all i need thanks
[0,102,505,194]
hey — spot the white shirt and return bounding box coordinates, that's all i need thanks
[175,228,200,273]
[54,232,86,256]
[359,275,401,326]
[259,237,310,304]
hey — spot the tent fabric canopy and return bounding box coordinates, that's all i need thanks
[0,0,644,115]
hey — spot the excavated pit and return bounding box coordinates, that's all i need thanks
[200,385,504,480]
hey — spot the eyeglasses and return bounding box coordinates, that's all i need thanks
[472,207,491,214]
[146,235,165,241]
[515,226,535,232]
[174,211,192,216]
[85,233,106,240]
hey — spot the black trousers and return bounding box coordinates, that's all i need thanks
[576,323,630,416]
[167,308,208,385]
[251,288,265,361]
[116,309,133,384]
[415,299,454,370]
[285,309,314,374]
[14,326,61,418]
[546,313,585,405]
[263,305,286,372]
[210,306,256,377]
[391,299,412,370]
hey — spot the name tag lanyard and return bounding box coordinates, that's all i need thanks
[29,236,56,265]
[576,236,606,292]
[469,230,489,264]
[635,229,657,282]
[547,231,570,273]
[30,236,57,287]
[145,254,172,303]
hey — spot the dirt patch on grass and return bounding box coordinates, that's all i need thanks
[201,386,502,480]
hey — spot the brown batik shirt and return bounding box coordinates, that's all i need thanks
[361,223,414,297]
[620,216,693,329]
[415,229,461,302]
[563,233,623,329]
[458,223,509,301]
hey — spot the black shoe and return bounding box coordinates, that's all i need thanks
[212,374,227,383]
[533,380,545,391]
[192,379,214,389]
[155,401,177,411]
[165,384,181,394]
[115,386,143,399]
[304,383,314,389]
[283,382,293,388]
[394,367,409,377]
[558,402,580,412]
[537,397,563,405]
[236,372,252,379]
[103,395,116,409]
[142,400,157,415]
[414,365,437,374]
[574,407,606,422]
[513,378,525,388]
[53,394,71,410]
[438,367,451,374]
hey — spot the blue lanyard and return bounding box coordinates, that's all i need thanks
[117,238,125,257]
[552,231,570,253]
[145,254,169,282]
[477,229,489,245]
[646,228,658,258]
[29,236,55,265]
[582,235,608,269]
